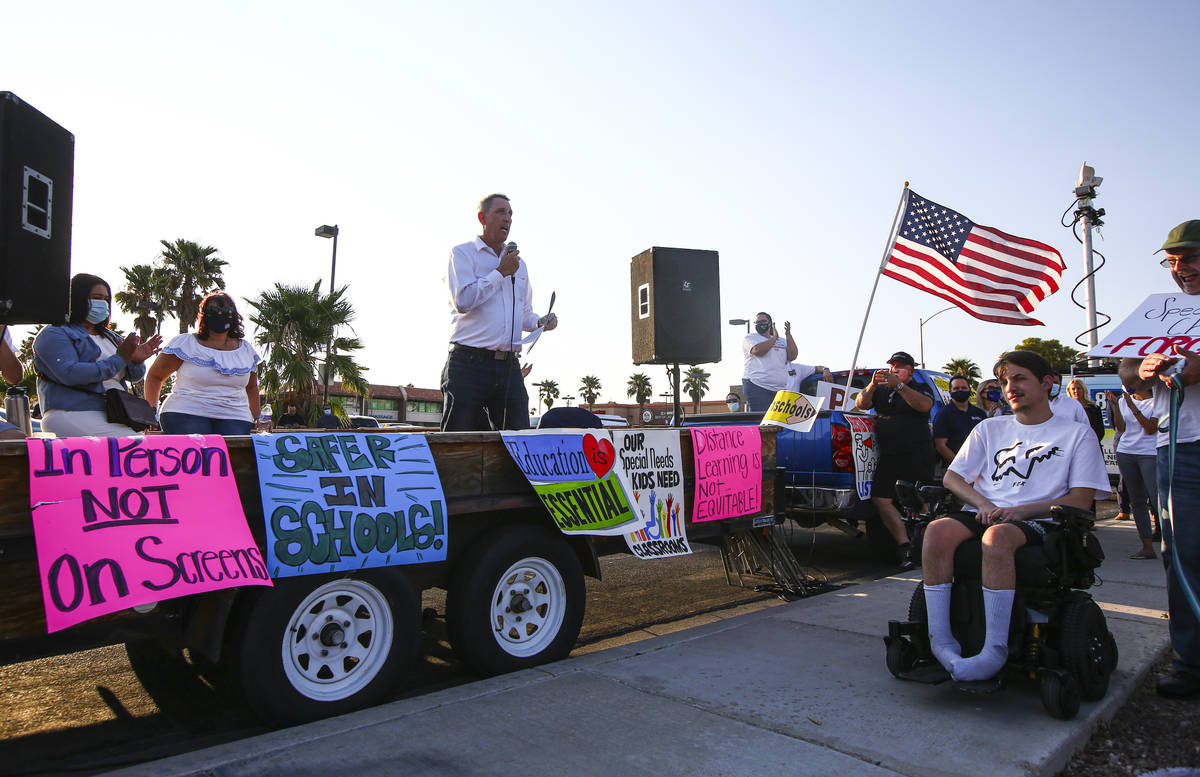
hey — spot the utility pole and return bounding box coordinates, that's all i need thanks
[1073,164,1105,368]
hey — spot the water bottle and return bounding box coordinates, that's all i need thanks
[5,385,31,436]
[260,403,273,432]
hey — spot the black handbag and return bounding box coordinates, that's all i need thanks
[104,388,158,432]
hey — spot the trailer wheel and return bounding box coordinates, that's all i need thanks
[446,524,585,676]
[229,569,419,725]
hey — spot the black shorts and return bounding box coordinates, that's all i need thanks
[943,510,1055,547]
[871,450,934,500]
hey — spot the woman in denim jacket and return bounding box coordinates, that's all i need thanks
[33,273,162,437]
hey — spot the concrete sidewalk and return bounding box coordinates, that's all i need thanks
[104,518,1171,777]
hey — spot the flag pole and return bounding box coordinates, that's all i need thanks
[844,183,910,399]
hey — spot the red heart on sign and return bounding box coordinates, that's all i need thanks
[582,434,615,479]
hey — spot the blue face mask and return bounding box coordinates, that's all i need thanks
[85,299,109,324]
[1049,384,1060,399]
[983,389,1002,402]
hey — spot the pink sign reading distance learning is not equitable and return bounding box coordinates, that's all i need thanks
[28,435,270,633]
[689,426,762,523]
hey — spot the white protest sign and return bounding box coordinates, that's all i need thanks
[815,381,860,413]
[1087,292,1200,358]
[846,415,877,500]
[611,429,691,559]
[760,391,826,433]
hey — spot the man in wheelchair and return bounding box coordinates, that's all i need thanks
[922,350,1111,683]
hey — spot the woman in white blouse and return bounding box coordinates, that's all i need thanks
[144,291,261,435]
[1108,388,1159,559]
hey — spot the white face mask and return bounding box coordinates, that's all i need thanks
[727,401,740,412]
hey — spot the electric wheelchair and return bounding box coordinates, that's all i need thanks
[883,481,1118,720]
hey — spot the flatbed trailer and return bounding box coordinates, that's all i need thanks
[0,428,779,724]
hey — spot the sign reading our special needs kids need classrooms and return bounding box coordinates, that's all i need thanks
[690,426,762,523]
[503,430,640,536]
[28,435,270,633]
[612,429,691,559]
[253,433,448,577]
[1088,292,1200,358]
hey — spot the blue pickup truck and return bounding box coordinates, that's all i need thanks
[685,367,953,558]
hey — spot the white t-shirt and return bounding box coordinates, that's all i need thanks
[1152,379,1200,447]
[159,334,261,422]
[784,362,816,393]
[742,332,788,391]
[89,334,127,392]
[1049,392,1088,426]
[1115,396,1157,456]
[948,414,1111,512]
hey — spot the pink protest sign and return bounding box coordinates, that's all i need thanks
[27,435,271,633]
[690,426,762,522]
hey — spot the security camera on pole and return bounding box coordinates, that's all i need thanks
[1074,164,1105,367]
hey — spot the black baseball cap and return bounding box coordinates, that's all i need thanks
[888,351,916,367]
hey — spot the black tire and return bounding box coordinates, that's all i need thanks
[227,568,420,726]
[907,583,927,623]
[1060,596,1112,701]
[446,523,585,677]
[886,638,917,678]
[1040,671,1081,720]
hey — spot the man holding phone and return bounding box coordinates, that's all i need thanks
[741,312,797,412]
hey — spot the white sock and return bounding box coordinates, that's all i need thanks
[951,587,1015,682]
[923,583,960,670]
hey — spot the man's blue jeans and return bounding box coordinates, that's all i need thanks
[741,380,778,414]
[441,348,529,431]
[1158,440,1200,677]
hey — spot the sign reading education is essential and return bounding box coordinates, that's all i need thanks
[612,429,691,559]
[253,433,448,577]
[761,391,825,433]
[689,426,762,522]
[846,415,877,500]
[28,435,270,633]
[1087,292,1200,358]
[502,430,641,536]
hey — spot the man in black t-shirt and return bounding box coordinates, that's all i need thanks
[276,403,305,429]
[855,350,936,569]
[933,375,987,467]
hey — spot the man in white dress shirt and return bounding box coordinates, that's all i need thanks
[442,193,558,431]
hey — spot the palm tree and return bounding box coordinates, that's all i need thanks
[682,366,711,413]
[941,358,982,388]
[534,379,559,412]
[533,379,560,411]
[156,239,228,333]
[114,263,171,340]
[627,372,652,422]
[247,281,369,419]
[578,375,602,408]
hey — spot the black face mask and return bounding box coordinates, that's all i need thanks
[951,390,971,403]
[206,308,235,333]
[755,322,771,335]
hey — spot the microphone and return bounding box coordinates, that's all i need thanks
[505,242,518,286]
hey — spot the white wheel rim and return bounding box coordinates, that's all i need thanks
[488,556,566,658]
[280,579,394,702]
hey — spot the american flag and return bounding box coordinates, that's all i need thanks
[882,190,1065,326]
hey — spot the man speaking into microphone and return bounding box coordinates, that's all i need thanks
[441,193,558,431]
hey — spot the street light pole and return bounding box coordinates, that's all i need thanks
[315,224,339,404]
[918,305,957,369]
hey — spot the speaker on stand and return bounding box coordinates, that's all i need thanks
[0,92,74,325]
[630,247,720,426]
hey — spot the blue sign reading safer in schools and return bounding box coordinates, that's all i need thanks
[252,433,448,578]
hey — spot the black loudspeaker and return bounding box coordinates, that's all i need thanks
[630,247,721,365]
[0,92,73,324]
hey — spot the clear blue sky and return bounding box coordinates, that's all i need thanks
[4,1,1196,405]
